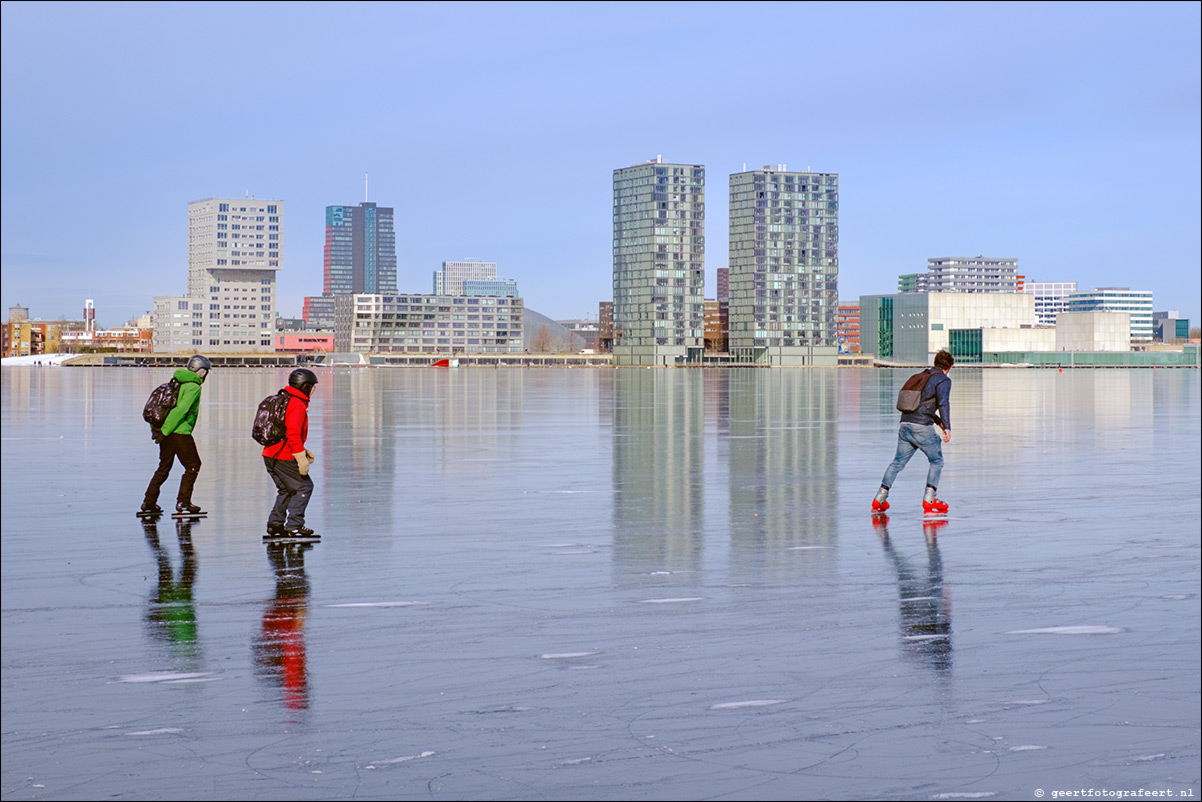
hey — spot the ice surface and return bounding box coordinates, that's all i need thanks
[2,366,1199,800]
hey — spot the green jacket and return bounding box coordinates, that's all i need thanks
[161,368,203,436]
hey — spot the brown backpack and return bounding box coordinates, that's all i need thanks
[896,370,933,413]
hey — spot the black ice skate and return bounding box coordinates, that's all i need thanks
[173,501,207,518]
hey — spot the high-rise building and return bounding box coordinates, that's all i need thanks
[612,157,705,366]
[1066,287,1153,342]
[433,260,498,295]
[1024,280,1078,326]
[303,202,397,329]
[727,166,839,365]
[160,197,282,353]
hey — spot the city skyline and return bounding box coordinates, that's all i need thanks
[2,2,1199,328]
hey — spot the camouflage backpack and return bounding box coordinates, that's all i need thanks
[252,389,290,446]
[143,378,181,431]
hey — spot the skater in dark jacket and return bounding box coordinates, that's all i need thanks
[141,355,211,515]
[872,350,954,514]
[263,368,319,539]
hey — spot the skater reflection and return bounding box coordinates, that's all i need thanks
[253,543,312,715]
[142,516,200,665]
[875,515,952,672]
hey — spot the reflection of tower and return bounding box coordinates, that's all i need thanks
[726,370,838,581]
[142,517,200,665]
[254,543,312,715]
[876,516,952,673]
[611,370,705,583]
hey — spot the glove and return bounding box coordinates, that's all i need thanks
[151,428,164,445]
[294,451,312,476]
[304,449,316,463]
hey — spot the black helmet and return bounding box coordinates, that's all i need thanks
[187,354,212,381]
[289,368,318,394]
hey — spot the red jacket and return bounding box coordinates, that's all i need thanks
[262,386,310,459]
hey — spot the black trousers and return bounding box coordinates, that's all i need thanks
[264,456,314,530]
[144,433,202,506]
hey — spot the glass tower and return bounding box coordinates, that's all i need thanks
[612,157,705,366]
[728,166,839,365]
[304,202,397,328]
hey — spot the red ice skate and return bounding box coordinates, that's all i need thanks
[922,497,949,514]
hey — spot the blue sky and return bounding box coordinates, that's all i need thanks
[2,1,1199,328]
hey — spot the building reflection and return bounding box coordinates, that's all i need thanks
[142,516,200,666]
[253,543,312,716]
[198,368,303,533]
[875,515,952,673]
[610,369,706,585]
[725,369,838,582]
[315,367,538,536]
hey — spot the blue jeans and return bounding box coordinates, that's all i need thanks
[881,424,943,491]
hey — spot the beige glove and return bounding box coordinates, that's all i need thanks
[305,449,316,463]
[294,451,312,476]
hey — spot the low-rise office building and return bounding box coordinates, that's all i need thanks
[860,292,1037,364]
[1152,310,1191,343]
[1025,280,1078,327]
[1065,287,1152,343]
[837,302,860,353]
[334,293,524,355]
[704,299,728,352]
[276,332,335,352]
[60,328,153,353]
[859,292,1154,364]
[1056,311,1130,352]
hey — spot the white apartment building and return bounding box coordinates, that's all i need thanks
[334,293,524,354]
[1024,280,1078,327]
[185,197,283,352]
[922,257,1021,293]
[152,296,206,353]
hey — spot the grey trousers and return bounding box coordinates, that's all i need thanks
[264,455,314,530]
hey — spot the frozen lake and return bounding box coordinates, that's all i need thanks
[2,365,1199,801]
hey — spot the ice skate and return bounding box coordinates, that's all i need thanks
[922,497,949,514]
[173,500,206,518]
